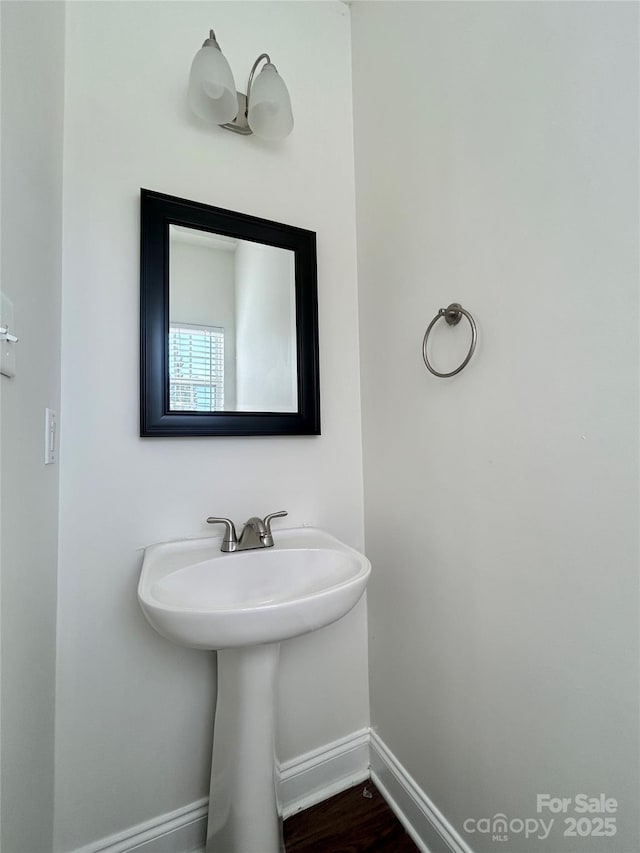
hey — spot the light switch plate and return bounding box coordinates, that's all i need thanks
[0,292,16,378]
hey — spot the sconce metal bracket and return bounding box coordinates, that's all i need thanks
[220,92,252,135]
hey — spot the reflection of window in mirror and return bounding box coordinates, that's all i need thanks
[169,323,224,412]
[169,226,237,411]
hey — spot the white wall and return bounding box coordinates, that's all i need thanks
[235,240,296,411]
[55,2,366,850]
[0,2,65,850]
[352,3,638,852]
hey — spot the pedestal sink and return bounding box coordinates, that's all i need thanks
[138,526,371,853]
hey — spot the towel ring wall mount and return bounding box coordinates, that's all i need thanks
[422,303,477,378]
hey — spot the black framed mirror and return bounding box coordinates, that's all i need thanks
[140,190,320,436]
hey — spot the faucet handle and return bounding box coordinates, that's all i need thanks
[206,517,238,552]
[262,510,288,545]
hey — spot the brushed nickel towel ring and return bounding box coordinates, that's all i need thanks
[422,303,477,378]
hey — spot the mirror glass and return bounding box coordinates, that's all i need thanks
[169,226,297,413]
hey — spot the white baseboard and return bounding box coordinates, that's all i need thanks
[69,728,473,853]
[280,727,370,818]
[70,729,370,853]
[370,729,474,853]
[72,798,209,853]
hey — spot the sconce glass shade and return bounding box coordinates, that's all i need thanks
[188,42,239,125]
[247,63,294,140]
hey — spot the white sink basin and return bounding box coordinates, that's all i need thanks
[138,527,371,650]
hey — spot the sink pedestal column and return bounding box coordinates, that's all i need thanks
[206,643,284,853]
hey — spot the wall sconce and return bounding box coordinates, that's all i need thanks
[188,30,294,140]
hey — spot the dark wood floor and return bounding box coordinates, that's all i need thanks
[283,781,420,853]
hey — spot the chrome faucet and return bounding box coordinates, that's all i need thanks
[206,511,288,552]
